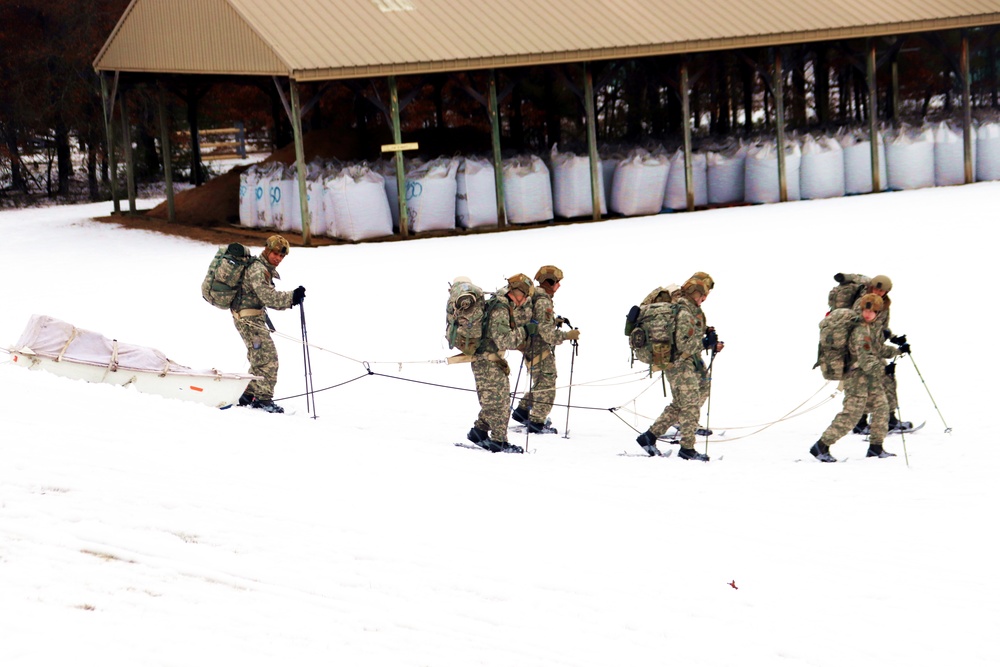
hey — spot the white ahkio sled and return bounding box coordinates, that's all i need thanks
[9,314,259,409]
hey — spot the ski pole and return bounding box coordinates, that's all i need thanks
[703,349,716,455]
[562,334,579,439]
[299,301,317,418]
[897,404,910,467]
[907,353,950,433]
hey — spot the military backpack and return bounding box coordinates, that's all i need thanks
[201,243,253,310]
[827,273,870,311]
[627,301,681,367]
[814,308,861,380]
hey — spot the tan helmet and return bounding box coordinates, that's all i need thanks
[869,275,892,292]
[507,273,535,298]
[690,272,714,291]
[682,278,709,299]
[858,293,884,313]
[535,265,564,285]
[265,234,290,256]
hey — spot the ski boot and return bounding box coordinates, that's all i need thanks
[238,391,254,407]
[511,406,530,425]
[251,398,285,414]
[852,415,870,435]
[635,430,662,457]
[809,441,836,462]
[467,426,488,444]
[888,413,913,433]
[866,442,897,458]
[677,447,709,461]
[695,427,713,436]
[526,420,558,434]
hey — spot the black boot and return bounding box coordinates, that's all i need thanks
[467,426,488,444]
[526,420,558,434]
[511,406,530,425]
[852,414,869,435]
[695,427,713,436]
[250,398,284,413]
[480,439,522,454]
[809,440,836,462]
[866,442,897,458]
[677,447,709,461]
[888,413,913,433]
[238,391,254,407]
[635,430,662,457]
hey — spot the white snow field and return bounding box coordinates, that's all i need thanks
[1,184,997,667]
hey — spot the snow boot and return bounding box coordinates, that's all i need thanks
[635,430,662,457]
[238,391,254,407]
[498,441,524,454]
[511,406,530,425]
[677,447,709,461]
[467,426,488,444]
[695,427,713,436]
[251,398,284,414]
[526,420,558,434]
[809,441,836,463]
[852,414,869,435]
[888,413,913,433]
[866,442,897,458]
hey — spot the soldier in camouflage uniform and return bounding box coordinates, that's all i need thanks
[466,274,535,453]
[232,235,306,413]
[810,293,895,462]
[511,265,581,433]
[851,275,913,434]
[635,276,723,460]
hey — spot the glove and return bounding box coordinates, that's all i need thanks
[555,316,571,328]
[702,327,718,350]
[885,361,896,377]
[565,329,580,341]
[883,329,892,340]
[890,334,907,346]
[292,285,306,306]
[524,322,538,335]
[898,342,911,355]
[834,273,846,284]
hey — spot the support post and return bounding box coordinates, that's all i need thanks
[681,60,695,211]
[773,49,788,202]
[867,39,882,194]
[100,73,120,213]
[289,81,312,246]
[157,90,176,223]
[583,63,602,221]
[119,92,137,214]
[488,70,508,228]
[388,76,409,238]
[961,32,974,184]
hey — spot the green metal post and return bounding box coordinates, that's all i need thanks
[488,70,507,228]
[289,81,312,246]
[119,93,137,214]
[681,60,695,211]
[867,39,882,194]
[962,33,974,184]
[388,76,409,238]
[157,91,176,223]
[773,49,787,202]
[583,63,602,221]
[100,73,120,214]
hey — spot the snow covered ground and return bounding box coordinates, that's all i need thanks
[1,185,997,666]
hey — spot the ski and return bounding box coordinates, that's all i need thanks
[453,442,526,454]
[889,421,925,435]
[510,424,559,435]
[618,448,673,458]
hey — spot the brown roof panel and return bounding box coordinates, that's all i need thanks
[95,0,1000,78]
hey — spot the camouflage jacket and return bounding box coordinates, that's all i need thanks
[852,292,898,360]
[232,255,294,312]
[476,290,529,357]
[847,321,884,376]
[525,291,566,357]
[673,296,707,361]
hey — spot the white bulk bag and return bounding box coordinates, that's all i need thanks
[503,155,553,224]
[305,162,329,237]
[744,141,801,203]
[707,145,747,204]
[326,165,394,241]
[610,149,669,216]
[841,133,888,195]
[976,122,1000,181]
[255,162,282,228]
[887,127,935,190]
[601,158,617,207]
[664,149,708,210]
[456,157,498,229]
[934,121,973,186]
[272,167,300,232]
[800,135,845,200]
[551,146,606,218]
[406,158,459,232]
[238,166,259,228]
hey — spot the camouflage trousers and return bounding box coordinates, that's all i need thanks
[517,348,557,423]
[233,315,279,401]
[880,372,899,413]
[650,361,709,448]
[472,356,512,443]
[822,367,888,447]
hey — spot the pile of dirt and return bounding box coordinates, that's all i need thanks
[146,128,380,228]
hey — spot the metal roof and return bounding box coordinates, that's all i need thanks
[95,0,1000,80]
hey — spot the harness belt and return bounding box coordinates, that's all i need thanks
[446,351,507,364]
[232,308,264,320]
[523,348,551,370]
